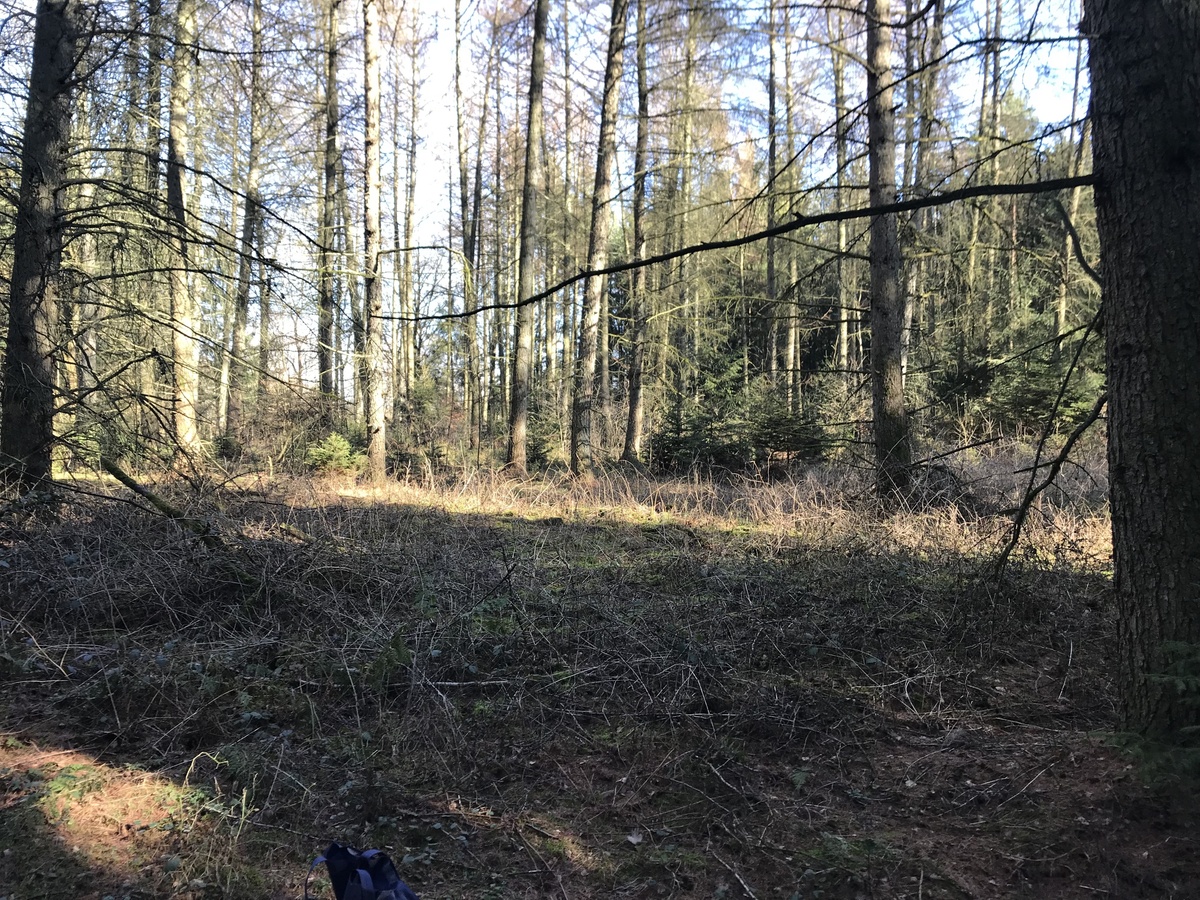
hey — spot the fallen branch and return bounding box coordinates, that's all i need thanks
[993,391,1108,575]
[709,845,759,899]
[100,456,225,552]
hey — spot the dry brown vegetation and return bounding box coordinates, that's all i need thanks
[2,456,1197,899]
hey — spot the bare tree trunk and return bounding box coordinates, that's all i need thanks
[1,0,80,488]
[506,0,549,473]
[336,152,365,420]
[317,0,340,406]
[146,0,163,197]
[829,7,851,378]
[866,0,911,497]
[216,134,241,434]
[167,0,200,457]
[1086,0,1200,743]
[557,0,573,435]
[362,0,386,478]
[1053,26,1090,367]
[909,0,944,367]
[257,217,271,399]
[570,0,628,476]
[765,0,779,382]
[674,6,698,402]
[455,1,496,451]
[399,15,419,415]
[783,0,800,411]
[621,0,651,464]
[225,0,264,440]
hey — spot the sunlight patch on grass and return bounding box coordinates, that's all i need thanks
[0,738,251,898]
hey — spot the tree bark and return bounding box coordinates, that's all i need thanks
[506,0,549,473]
[829,7,852,377]
[167,0,200,457]
[570,0,628,476]
[765,0,779,382]
[398,13,420,416]
[1086,0,1200,742]
[1,0,81,488]
[225,0,265,439]
[866,0,911,497]
[362,0,386,478]
[1053,27,1090,367]
[317,0,340,406]
[621,0,650,465]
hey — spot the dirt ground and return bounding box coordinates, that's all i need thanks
[2,474,1197,899]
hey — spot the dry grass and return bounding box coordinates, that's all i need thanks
[2,456,1192,900]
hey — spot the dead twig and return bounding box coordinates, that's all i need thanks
[708,844,758,899]
[100,456,224,551]
[993,391,1107,576]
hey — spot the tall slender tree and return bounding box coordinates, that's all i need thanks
[507,0,550,473]
[866,0,910,497]
[167,0,201,456]
[828,6,854,378]
[1053,19,1090,367]
[620,0,651,465]
[363,0,386,478]
[570,0,629,475]
[225,0,265,439]
[764,0,780,381]
[317,0,341,407]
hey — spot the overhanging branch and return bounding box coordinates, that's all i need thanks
[383,174,1097,323]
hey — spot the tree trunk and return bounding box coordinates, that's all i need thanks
[829,7,852,378]
[1,0,80,488]
[765,0,779,383]
[620,0,650,464]
[399,16,419,416]
[783,0,800,412]
[225,0,264,440]
[506,0,549,473]
[911,0,944,364]
[257,217,271,399]
[167,0,200,457]
[362,0,386,479]
[866,0,911,497]
[317,0,340,406]
[1053,27,1090,367]
[454,1,496,452]
[570,0,628,476]
[1086,0,1200,742]
[336,151,366,420]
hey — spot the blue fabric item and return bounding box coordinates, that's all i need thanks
[306,842,419,900]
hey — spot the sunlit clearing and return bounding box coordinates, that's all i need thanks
[0,740,221,896]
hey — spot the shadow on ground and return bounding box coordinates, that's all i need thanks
[1,478,1196,899]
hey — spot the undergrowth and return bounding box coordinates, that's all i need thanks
[2,459,1194,900]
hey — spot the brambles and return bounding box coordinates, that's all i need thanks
[2,465,1196,898]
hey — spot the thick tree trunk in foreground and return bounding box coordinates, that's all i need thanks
[866,0,911,498]
[506,0,549,473]
[570,0,628,476]
[1086,0,1200,742]
[1,0,80,488]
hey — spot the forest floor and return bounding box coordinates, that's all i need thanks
[2,459,1198,899]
